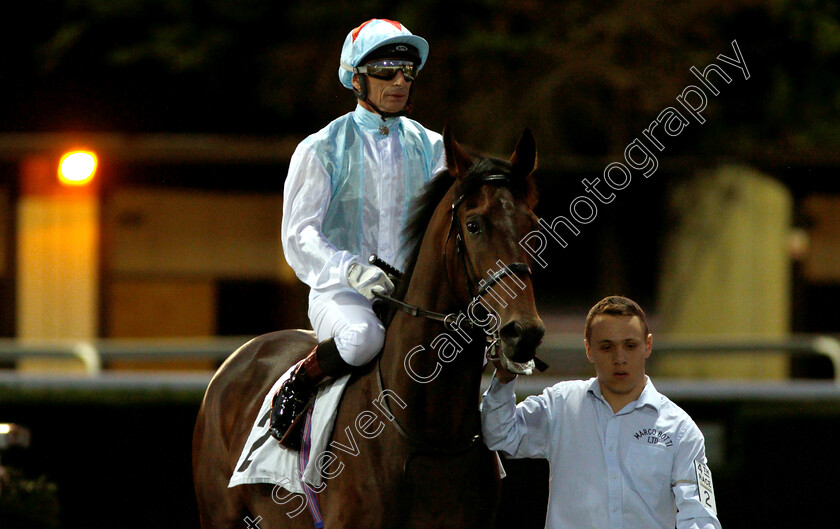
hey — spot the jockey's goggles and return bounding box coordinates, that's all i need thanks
[355,59,417,82]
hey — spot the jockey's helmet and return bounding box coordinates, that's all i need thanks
[339,19,429,92]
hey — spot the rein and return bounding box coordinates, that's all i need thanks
[375,356,481,474]
[371,261,531,332]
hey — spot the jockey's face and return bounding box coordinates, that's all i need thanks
[353,60,412,114]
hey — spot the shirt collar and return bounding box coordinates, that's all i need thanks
[586,375,662,414]
[635,376,661,412]
[586,377,602,398]
[353,104,400,134]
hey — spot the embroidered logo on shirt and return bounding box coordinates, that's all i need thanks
[633,428,673,447]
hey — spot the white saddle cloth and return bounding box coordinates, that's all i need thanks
[228,364,506,495]
[228,365,352,494]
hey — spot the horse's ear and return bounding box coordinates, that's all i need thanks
[444,126,473,181]
[510,128,537,177]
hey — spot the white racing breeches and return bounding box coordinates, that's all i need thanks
[308,288,386,367]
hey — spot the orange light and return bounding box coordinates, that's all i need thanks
[58,151,97,186]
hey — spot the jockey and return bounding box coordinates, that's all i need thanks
[270,19,446,449]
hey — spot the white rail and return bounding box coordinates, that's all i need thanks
[0,334,837,383]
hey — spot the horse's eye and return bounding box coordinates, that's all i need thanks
[466,220,481,235]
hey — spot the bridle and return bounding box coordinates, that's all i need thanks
[374,172,537,374]
[445,174,529,299]
[444,174,535,375]
[371,172,538,465]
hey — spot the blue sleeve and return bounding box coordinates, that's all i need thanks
[480,374,555,459]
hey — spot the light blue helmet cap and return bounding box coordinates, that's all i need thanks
[338,19,429,90]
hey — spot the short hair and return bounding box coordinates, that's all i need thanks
[584,296,650,342]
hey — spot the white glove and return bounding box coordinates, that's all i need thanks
[346,262,395,302]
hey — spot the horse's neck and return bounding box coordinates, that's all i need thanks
[380,201,486,440]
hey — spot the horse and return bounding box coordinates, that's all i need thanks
[193,127,545,528]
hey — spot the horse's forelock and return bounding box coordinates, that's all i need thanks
[395,168,455,302]
[458,157,538,209]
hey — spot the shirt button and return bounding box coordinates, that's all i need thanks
[609,446,614,452]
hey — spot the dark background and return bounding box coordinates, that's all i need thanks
[2,390,836,528]
[3,1,840,527]
[5,0,840,322]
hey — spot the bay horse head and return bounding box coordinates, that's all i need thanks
[442,127,545,374]
[392,127,545,377]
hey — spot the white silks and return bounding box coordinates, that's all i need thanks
[282,104,446,295]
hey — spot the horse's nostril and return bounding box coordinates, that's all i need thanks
[521,323,545,352]
[500,320,545,352]
[500,321,525,345]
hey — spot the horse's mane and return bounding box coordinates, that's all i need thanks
[393,153,537,303]
[393,169,454,301]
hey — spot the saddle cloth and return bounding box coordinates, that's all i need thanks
[228,365,352,494]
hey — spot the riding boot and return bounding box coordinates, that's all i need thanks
[268,338,348,450]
